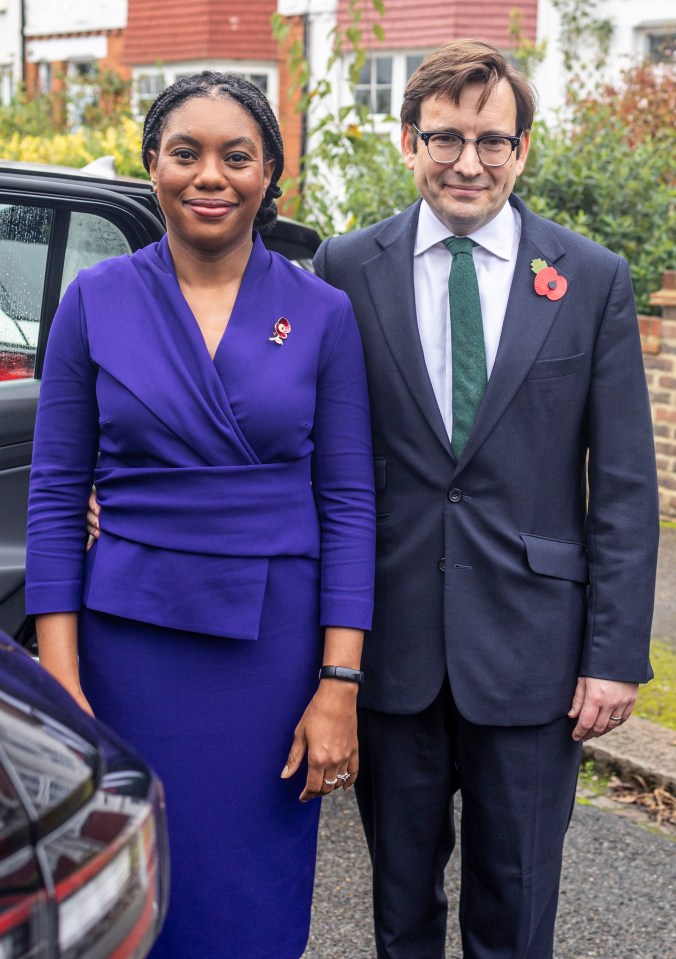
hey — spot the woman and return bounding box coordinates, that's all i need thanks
[26,73,375,959]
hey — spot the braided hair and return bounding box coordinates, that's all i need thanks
[142,72,284,234]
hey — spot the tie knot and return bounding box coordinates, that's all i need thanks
[444,236,475,257]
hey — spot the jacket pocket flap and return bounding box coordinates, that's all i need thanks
[521,533,588,583]
[526,352,585,380]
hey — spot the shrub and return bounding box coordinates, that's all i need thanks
[519,67,676,314]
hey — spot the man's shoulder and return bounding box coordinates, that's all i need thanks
[513,194,623,267]
[317,202,419,260]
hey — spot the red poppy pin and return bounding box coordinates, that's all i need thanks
[531,259,568,301]
[269,317,291,345]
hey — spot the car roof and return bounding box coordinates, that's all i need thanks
[0,158,321,244]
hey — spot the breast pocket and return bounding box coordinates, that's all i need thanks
[526,352,585,381]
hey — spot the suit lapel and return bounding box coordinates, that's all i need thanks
[454,196,569,474]
[364,202,453,456]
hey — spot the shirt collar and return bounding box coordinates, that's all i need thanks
[415,198,518,261]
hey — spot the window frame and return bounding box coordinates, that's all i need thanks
[0,175,163,380]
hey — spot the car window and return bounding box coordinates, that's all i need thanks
[61,211,131,297]
[0,203,51,382]
[0,205,133,383]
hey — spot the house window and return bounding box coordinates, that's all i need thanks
[355,56,393,115]
[240,73,268,95]
[0,65,13,106]
[405,55,424,80]
[136,70,270,119]
[37,61,51,94]
[136,73,166,116]
[175,71,268,95]
[647,32,676,64]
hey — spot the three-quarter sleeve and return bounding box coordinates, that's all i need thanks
[311,293,375,630]
[26,281,99,613]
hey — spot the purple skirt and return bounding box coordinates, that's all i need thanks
[79,556,323,959]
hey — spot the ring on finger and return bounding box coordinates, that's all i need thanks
[323,778,338,787]
[336,771,350,782]
[609,715,623,722]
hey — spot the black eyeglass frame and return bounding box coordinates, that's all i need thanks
[411,124,523,167]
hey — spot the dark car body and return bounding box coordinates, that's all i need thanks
[0,161,321,646]
[0,629,168,958]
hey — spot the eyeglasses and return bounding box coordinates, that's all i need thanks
[411,125,522,167]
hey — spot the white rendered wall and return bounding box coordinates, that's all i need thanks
[0,0,23,101]
[24,0,127,36]
[534,0,676,122]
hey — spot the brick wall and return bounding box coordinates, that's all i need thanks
[640,271,676,519]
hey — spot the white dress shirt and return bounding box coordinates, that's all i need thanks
[413,199,521,437]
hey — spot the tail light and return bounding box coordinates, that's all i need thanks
[45,784,168,959]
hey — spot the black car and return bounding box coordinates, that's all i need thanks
[0,160,321,646]
[0,628,169,958]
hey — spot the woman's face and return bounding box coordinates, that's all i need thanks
[148,95,274,255]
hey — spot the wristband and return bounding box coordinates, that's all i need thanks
[318,665,364,685]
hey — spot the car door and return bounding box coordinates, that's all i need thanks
[0,174,164,645]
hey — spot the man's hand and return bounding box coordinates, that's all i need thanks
[85,490,100,551]
[568,676,638,742]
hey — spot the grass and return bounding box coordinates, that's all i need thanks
[635,639,676,731]
[577,759,609,795]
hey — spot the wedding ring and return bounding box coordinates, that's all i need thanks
[609,715,622,722]
[323,778,338,787]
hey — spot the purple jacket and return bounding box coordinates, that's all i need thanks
[26,234,375,639]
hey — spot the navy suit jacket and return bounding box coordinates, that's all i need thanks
[314,194,659,725]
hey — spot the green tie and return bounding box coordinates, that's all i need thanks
[443,236,487,459]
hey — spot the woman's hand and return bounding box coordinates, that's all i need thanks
[281,680,359,802]
[85,488,100,551]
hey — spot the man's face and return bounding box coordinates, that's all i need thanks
[402,79,530,236]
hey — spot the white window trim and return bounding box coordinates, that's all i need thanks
[342,50,431,143]
[131,61,279,118]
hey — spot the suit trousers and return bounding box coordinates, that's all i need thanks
[355,680,582,959]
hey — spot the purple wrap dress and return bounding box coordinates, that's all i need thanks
[26,234,375,958]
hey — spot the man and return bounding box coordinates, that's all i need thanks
[313,39,659,959]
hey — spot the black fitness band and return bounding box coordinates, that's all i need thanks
[318,665,365,685]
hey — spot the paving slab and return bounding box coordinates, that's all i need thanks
[583,715,676,792]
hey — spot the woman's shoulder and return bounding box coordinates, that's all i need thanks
[268,247,347,303]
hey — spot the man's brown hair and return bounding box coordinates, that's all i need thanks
[401,38,537,137]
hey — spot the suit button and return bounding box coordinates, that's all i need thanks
[448,488,462,503]
[438,558,446,572]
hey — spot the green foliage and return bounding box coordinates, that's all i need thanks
[635,640,676,732]
[550,0,614,73]
[273,0,417,235]
[519,70,676,314]
[0,70,145,179]
[0,117,146,179]
[0,87,65,139]
[0,69,133,139]
[508,8,548,78]
[577,759,610,795]
[279,106,417,236]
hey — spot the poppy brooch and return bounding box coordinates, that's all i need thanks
[531,259,568,301]
[269,317,291,345]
